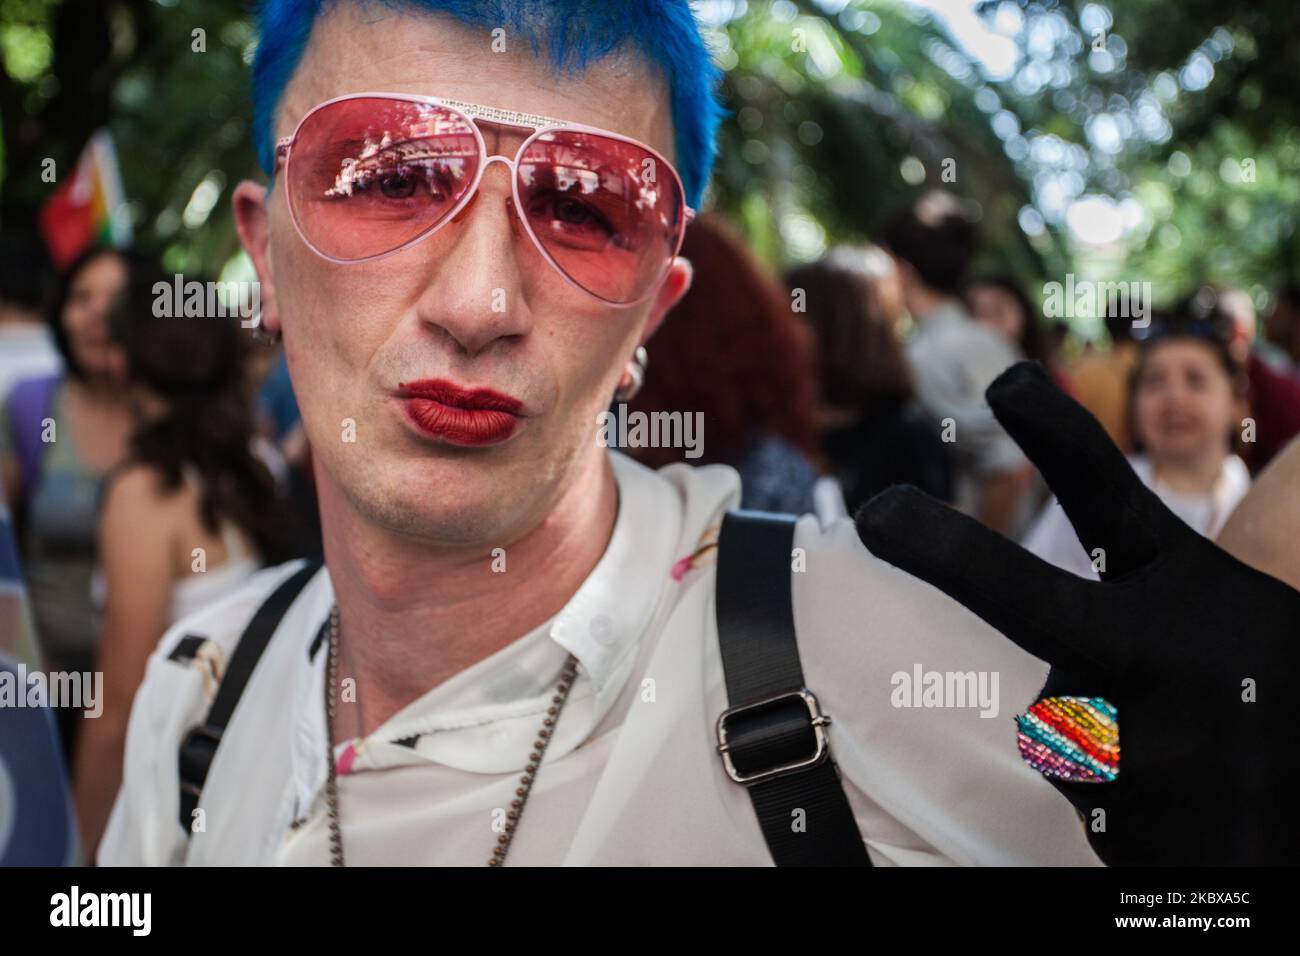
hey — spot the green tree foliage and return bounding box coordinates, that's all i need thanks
[1,0,257,275]
[1,0,1294,315]
[707,0,1067,284]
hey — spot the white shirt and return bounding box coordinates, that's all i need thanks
[100,451,1098,866]
[1022,453,1251,579]
[906,301,1028,518]
[0,323,61,406]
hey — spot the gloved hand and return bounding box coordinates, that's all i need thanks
[855,361,1299,865]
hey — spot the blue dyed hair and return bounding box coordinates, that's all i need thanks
[251,0,724,207]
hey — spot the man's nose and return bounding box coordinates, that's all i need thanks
[413,173,534,357]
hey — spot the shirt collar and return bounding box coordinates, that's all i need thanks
[548,450,678,692]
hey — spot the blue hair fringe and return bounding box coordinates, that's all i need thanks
[250,0,724,207]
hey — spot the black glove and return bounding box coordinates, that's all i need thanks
[855,361,1299,865]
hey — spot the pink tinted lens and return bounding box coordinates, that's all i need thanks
[286,98,480,261]
[516,130,685,304]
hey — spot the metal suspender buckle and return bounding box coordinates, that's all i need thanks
[715,688,832,785]
[178,723,224,798]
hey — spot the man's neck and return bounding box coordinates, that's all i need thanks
[1152,451,1227,497]
[319,449,620,740]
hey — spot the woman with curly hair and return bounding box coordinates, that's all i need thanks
[623,213,821,515]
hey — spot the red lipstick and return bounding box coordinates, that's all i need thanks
[397,379,524,446]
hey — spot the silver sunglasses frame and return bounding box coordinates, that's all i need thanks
[274,91,697,308]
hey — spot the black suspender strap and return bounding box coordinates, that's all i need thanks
[177,559,322,834]
[714,511,871,866]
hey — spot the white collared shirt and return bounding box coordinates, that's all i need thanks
[100,452,1098,866]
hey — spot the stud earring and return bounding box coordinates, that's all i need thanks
[250,312,282,346]
[613,346,648,402]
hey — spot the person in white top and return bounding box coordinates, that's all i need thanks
[93,2,1101,868]
[883,192,1036,536]
[102,451,1103,866]
[97,1,1299,868]
[0,235,62,406]
[1024,315,1251,578]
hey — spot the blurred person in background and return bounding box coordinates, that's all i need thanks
[1261,282,1300,374]
[622,213,820,515]
[72,269,288,857]
[786,246,952,518]
[881,191,1034,536]
[1024,313,1250,578]
[0,233,61,402]
[0,246,146,754]
[964,273,1073,394]
[1067,308,1141,454]
[1192,284,1300,474]
[0,473,79,865]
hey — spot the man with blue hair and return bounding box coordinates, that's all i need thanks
[97,0,1296,867]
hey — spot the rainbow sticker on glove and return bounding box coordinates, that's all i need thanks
[1016,696,1119,783]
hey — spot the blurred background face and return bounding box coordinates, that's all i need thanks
[1265,296,1300,359]
[868,254,905,326]
[1134,339,1236,465]
[63,252,128,380]
[967,282,1026,344]
[1216,288,1257,365]
[251,5,680,547]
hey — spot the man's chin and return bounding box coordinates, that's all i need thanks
[336,459,535,548]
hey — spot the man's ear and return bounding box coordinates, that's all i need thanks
[639,256,693,345]
[233,180,281,334]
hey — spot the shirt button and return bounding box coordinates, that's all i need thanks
[589,615,616,646]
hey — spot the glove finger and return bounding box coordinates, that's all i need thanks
[856,484,1118,675]
[987,361,1184,579]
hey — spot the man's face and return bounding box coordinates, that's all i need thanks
[235,5,689,548]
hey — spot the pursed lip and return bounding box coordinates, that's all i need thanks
[396,378,525,446]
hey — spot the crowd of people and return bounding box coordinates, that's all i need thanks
[3,183,1300,862]
[625,189,1300,564]
[0,0,1296,873]
[0,238,320,857]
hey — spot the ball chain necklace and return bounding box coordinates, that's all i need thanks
[323,602,580,866]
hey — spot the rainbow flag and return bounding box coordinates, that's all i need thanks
[38,128,132,269]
